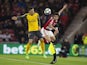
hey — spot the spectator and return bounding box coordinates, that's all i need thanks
[18,30,27,44]
[0,31,11,42]
[3,31,11,42]
[82,33,87,45]
[74,33,84,45]
[17,0,26,8]
[59,39,70,57]
[62,39,70,53]
[12,3,22,15]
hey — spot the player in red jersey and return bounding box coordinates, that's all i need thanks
[41,13,59,43]
[40,3,67,64]
[40,12,59,64]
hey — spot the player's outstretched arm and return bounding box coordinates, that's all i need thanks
[58,4,67,16]
[11,13,27,20]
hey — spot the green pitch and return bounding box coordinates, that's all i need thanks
[0,54,87,65]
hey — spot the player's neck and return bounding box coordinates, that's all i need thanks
[29,12,35,15]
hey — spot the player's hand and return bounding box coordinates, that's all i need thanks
[54,27,59,36]
[54,28,59,33]
[12,16,17,20]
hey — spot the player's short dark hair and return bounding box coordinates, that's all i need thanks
[53,12,59,17]
[28,6,34,11]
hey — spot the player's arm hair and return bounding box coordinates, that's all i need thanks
[58,4,67,16]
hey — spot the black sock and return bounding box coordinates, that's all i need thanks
[51,42,57,61]
[53,53,56,61]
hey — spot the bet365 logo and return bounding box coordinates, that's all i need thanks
[3,44,42,54]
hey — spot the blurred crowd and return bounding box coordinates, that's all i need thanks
[74,33,87,45]
[0,0,83,43]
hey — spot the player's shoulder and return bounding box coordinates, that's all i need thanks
[34,12,39,16]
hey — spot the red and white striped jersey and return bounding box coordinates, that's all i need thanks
[43,17,58,30]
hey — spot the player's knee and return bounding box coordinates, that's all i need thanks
[40,38,44,42]
[44,36,51,42]
[51,37,56,42]
[53,37,56,41]
[28,39,33,44]
[47,39,51,42]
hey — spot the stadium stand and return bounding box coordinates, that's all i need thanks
[0,0,86,43]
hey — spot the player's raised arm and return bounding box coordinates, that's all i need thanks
[11,13,27,20]
[58,4,67,16]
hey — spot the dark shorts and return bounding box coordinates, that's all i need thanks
[28,31,43,39]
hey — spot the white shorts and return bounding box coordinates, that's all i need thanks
[41,27,55,37]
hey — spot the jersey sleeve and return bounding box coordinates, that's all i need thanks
[17,13,27,19]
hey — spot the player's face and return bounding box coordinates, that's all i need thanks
[29,8,35,15]
[53,15,59,20]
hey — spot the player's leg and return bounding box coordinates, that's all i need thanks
[36,31,47,58]
[25,39,33,59]
[40,28,56,60]
[44,35,51,42]
[40,38,47,57]
[40,27,51,42]
[50,53,57,64]
[48,31,57,64]
[40,28,53,58]
[25,32,34,59]
[50,45,57,64]
[26,39,33,54]
[50,43,57,64]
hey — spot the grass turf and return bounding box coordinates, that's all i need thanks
[0,54,87,65]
